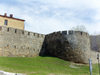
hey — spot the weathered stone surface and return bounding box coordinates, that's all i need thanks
[44,31,96,64]
[0,26,45,57]
[0,26,98,64]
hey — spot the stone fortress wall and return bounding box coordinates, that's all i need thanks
[44,31,98,63]
[0,26,98,64]
[0,26,45,57]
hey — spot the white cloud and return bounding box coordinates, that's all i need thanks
[0,0,100,35]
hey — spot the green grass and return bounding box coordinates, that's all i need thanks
[0,56,99,75]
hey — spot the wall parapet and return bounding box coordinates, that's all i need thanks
[0,26,45,38]
[0,25,93,63]
[46,30,89,38]
[0,26,45,57]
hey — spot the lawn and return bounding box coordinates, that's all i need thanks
[0,56,99,75]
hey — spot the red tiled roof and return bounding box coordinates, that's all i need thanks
[0,15,25,21]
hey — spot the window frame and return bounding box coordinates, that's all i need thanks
[4,20,8,25]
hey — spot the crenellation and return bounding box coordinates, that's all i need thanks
[14,29,21,34]
[80,31,84,36]
[33,33,35,36]
[0,26,45,57]
[80,32,83,35]
[37,34,40,38]
[62,31,67,35]
[34,33,38,37]
[22,30,24,34]
[28,32,30,35]
[44,30,92,64]
[15,29,17,33]
[7,28,10,32]
[0,26,45,38]
[0,26,2,31]
[41,34,44,37]
[0,25,98,64]
[66,31,89,37]
[68,30,73,35]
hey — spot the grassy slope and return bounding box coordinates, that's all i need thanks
[0,56,99,75]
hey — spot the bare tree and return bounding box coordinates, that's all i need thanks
[71,25,87,32]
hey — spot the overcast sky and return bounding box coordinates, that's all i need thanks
[0,0,100,34]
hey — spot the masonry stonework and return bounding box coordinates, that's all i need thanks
[0,26,45,57]
[0,26,98,64]
[44,31,92,63]
[0,13,99,64]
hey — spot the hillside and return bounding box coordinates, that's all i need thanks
[0,56,99,75]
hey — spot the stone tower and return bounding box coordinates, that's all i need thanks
[44,31,91,63]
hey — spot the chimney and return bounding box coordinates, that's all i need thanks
[10,14,13,18]
[4,13,7,17]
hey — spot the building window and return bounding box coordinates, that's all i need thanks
[4,20,8,25]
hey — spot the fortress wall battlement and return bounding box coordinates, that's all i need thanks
[0,26,97,63]
[46,31,89,42]
[0,26,45,38]
[0,26,45,57]
[46,30,88,37]
[45,30,91,63]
